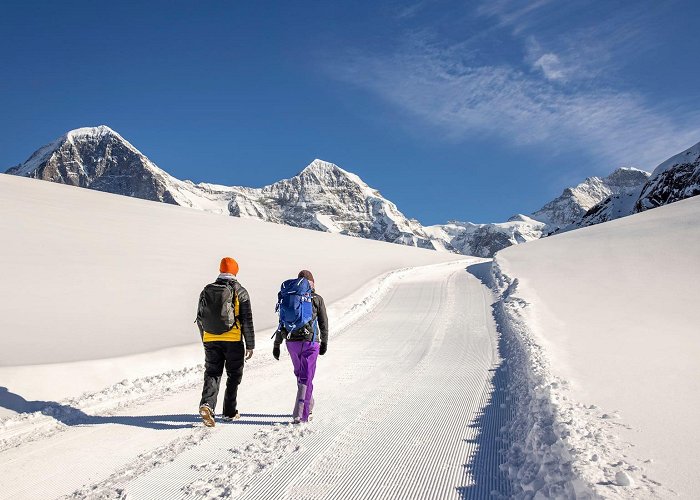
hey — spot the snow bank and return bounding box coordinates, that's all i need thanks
[492,195,700,499]
[0,175,462,405]
[491,265,621,499]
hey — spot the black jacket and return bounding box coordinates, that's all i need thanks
[274,292,328,346]
[231,279,255,349]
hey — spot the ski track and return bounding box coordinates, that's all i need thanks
[0,261,513,499]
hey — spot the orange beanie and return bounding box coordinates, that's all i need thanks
[219,257,239,275]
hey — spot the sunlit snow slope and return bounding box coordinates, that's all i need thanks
[0,174,513,500]
[495,195,700,498]
[0,174,462,397]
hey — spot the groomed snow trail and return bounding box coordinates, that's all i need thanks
[0,262,511,499]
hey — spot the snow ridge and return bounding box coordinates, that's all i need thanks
[490,259,664,499]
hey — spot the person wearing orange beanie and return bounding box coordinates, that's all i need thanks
[219,257,239,276]
[195,256,254,427]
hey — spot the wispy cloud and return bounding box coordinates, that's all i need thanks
[476,0,554,33]
[532,53,566,81]
[326,1,699,171]
[330,38,700,170]
[396,1,429,19]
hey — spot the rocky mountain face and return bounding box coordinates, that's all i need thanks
[532,168,651,232]
[6,127,437,250]
[426,168,651,255]
[554,168,651,231]
[425,215,546,258]
[6,126,187,205]
[635,141,700,213]
[226,160,436,249]
[6,126,698,258]
[575,188,645,228]
[567,143,700,230]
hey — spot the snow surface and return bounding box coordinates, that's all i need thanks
[0,173,521,499]
[0,174,462,402]
[494,195,700,498]
[3,165,697,499]
[0,259,515,499]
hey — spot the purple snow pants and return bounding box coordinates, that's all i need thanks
[286,341,320,422]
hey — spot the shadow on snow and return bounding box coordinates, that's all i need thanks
[0,387,291,430]
[456,262,515,499]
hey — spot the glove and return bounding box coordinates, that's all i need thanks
[272,345,280,360]
[319,342,327,356]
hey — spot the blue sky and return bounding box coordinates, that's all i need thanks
[1,0,699,224]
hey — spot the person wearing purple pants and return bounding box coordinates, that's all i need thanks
[273,270,328,423]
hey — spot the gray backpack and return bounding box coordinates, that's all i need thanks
[197,282,236,334]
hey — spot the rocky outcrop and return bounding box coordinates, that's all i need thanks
[635,141,700,212]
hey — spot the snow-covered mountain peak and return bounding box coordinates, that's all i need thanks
[301,158,344,174]
[603,167,651,188]
[62,125,146,159]
[8,125,147,178]
[226,158,435,247]
[298,159,352,182]
[292,159,381,200]
[64,125,118,141]
[531,167,651,230]
[5,126,184,204]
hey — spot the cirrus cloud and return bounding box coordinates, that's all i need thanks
[330,38,700,171]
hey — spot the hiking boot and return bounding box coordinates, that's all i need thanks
[199,404,215,427]
[222,411,240,422]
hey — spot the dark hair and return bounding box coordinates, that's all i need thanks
[298,269,314,282]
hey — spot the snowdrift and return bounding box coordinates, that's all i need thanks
[493,195,700,498]
[0,175,462,404]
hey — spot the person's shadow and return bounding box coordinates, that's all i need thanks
[0,387,290,430]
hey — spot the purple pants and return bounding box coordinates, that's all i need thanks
[286,341,320,421]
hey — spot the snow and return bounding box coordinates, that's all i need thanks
[0,174,462,403]
[3,159,698,498]
[493,195,700,498]
[313,213,341,233]
[0,259,509,500]
[0,173,515,499]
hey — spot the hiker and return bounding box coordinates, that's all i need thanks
[272,270,328,423]
[195,257,255,427]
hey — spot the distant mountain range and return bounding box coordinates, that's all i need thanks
[6,126,700,256]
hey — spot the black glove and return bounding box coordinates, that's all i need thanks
[319,342,327,356]
[272,345,280,360]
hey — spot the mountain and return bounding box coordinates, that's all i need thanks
[560,168,651,230]
[575,188,645,228]
[426,168,651,255]
[568,142,700,230]
[5,126,189,205]
[635,141,700,212]
[226,159,436,249]
[532,167,651,232]
[425,215,546,258]
[6,125,698,258]
[5,126,437,250]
